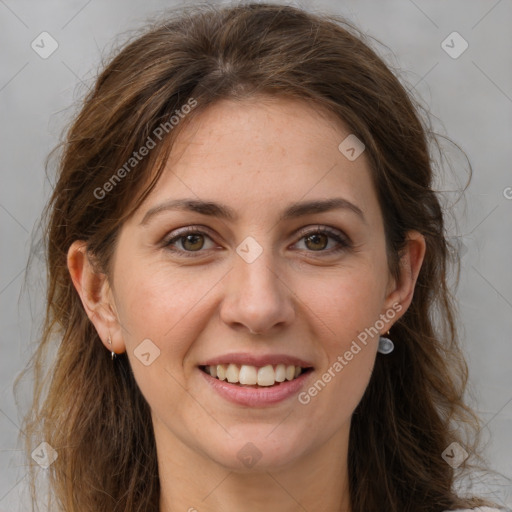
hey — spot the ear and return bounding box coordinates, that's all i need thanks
[381,230,426,330]
[67,240,125,355]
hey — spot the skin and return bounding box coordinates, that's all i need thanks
[68,96,425,512]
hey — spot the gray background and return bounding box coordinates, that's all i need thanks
[1,0,511,510]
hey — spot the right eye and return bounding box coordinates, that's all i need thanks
[162,227,218,257]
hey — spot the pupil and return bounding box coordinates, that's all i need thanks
[306,233,327,251]
[184,234,203,250]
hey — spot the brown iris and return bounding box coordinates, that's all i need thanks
[181,234,205,251]
[304,232,329,251]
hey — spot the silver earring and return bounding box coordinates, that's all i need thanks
[378,331,394,354]
[107,337,116,360]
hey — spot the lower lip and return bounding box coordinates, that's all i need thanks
[198,368,313,407]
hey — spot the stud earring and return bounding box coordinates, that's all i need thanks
[107,337,116,360]
[378,330,394,354]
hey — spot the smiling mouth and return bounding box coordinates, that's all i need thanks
[199,364,313,387]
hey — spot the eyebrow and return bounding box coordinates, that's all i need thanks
[140,197,366,225]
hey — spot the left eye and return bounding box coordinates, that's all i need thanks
[162,226,350,257]
[295,228,349,252]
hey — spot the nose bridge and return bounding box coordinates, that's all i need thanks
[239,248,278,294]
[234,236,282,304]
[220,234,294,333]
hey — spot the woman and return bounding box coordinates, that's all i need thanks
[20,2,507,511]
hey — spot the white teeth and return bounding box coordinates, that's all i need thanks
[257,365,275,386]
[226,363,239,383]
[216,364,227,381]
[239,365,258,385]
[275,364,286,382]
[285,365,295,381]
[203,363,307,385]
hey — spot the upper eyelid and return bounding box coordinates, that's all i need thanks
[163,225,349,251]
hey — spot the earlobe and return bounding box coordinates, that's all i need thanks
[67,240,125,355]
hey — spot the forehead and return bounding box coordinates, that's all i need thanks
[132,96,379,225]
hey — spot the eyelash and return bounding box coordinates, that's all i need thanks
[162,225,352,258]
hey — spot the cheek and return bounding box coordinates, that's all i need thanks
[297,273,381,423]
[113,260,215,361]
[112,267,205,418]
[297,263,386,401]
[304,262,388,336]
[312,346,376,429]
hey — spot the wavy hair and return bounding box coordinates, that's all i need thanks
[17,2,496,511]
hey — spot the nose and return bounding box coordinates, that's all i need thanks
[219,248,295,336]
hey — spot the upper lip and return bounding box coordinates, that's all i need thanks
[199,353,314,368]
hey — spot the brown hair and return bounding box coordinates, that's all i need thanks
[18,2,497,511]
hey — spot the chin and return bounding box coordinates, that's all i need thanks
[206,429,306,472]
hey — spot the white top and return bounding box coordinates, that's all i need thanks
[449,508,505,512]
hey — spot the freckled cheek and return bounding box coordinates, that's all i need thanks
[114,275,174,339]
[116,273,205,362]
[305,273,384,333]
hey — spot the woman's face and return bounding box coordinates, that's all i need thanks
[104,96,412,472]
